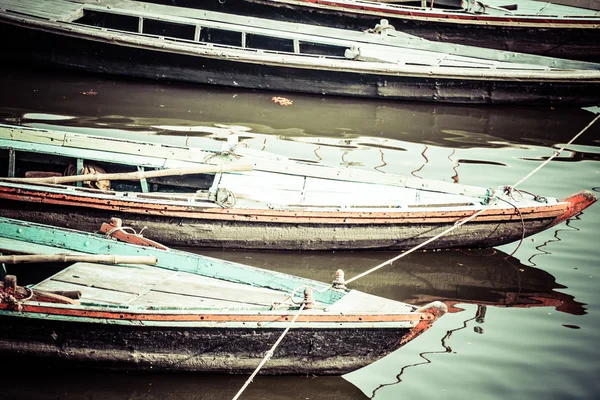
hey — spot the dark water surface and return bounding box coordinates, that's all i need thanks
[1,66,599,400]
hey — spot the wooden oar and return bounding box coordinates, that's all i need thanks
[0,254,158,265]
[2,163,253,185]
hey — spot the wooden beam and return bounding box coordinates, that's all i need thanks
[2,163,253,185]
[0,254,158,265]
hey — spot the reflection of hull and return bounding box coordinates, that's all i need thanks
[195,248,586,316]
[3,370,367,400]
[1,65,599,148]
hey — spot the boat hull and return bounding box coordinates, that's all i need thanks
[2,18,600,105]
[0,192,593,250]
[149,0,600,62]
[0,312,416,374]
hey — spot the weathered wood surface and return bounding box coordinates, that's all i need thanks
[0,197,584,250]
[34,262,297,307]
[0,216,346,303]
[0,315,416,374]
[0,0,83,21]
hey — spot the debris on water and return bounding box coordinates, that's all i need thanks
[272,96,293,106]
[80,89,97,96]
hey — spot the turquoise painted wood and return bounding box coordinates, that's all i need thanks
[0,217,345,304]
[0,138,201,171]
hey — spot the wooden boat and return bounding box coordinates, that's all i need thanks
[0,215,448,374]
[2,1,600,105]
[0,123,596,251]
[154,0,600,62]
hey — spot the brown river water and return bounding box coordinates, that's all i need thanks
[0,65,599,399]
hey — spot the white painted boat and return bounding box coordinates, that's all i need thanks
[0,123,596,250]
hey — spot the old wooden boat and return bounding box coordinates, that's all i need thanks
[0,123,596,251]
[200,0,600,62]
[2,1,600,105]
[0,216,448,374]
[163,0,600,62]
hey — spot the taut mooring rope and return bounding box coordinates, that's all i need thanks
[232,303,307,400]
[345,208,486,285]
[346,112,600,285]
[512,113,600,189]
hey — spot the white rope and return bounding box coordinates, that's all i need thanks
[345,208,486,285]
[232,303,307,400]
[513,113,600,189]
[345,113,599,285]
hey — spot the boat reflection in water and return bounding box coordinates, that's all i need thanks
[196,246,586,317]
[3,369,368,400]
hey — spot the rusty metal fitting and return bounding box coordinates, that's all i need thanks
[303,287,314,309]
[332,269,346,289]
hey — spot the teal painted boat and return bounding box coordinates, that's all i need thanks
[0,216,448,374]
[0,123,596,251]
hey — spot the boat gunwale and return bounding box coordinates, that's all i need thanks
[260,0,600,26]
[0,303,429,323]
[0,184,574,224]
[2,9,599,80]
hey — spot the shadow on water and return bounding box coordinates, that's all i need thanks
[2,367,366,400]
[193,247,586,316]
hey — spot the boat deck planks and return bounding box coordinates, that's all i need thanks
[326,290,416,313]
[34,262,301,308]
[0,0,83,21]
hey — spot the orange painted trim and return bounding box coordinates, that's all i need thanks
[0,303,432,323]
[310,0,600,26]
[0,187,577,225]
[551,190,597,227]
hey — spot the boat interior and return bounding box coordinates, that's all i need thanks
[0,126,495,210]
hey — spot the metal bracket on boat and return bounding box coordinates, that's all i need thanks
[99,217,169,250]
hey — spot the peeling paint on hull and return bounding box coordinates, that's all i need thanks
[0,313,417,374]
[0,200,573,250]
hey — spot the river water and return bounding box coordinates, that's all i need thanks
[1,65,599,400]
